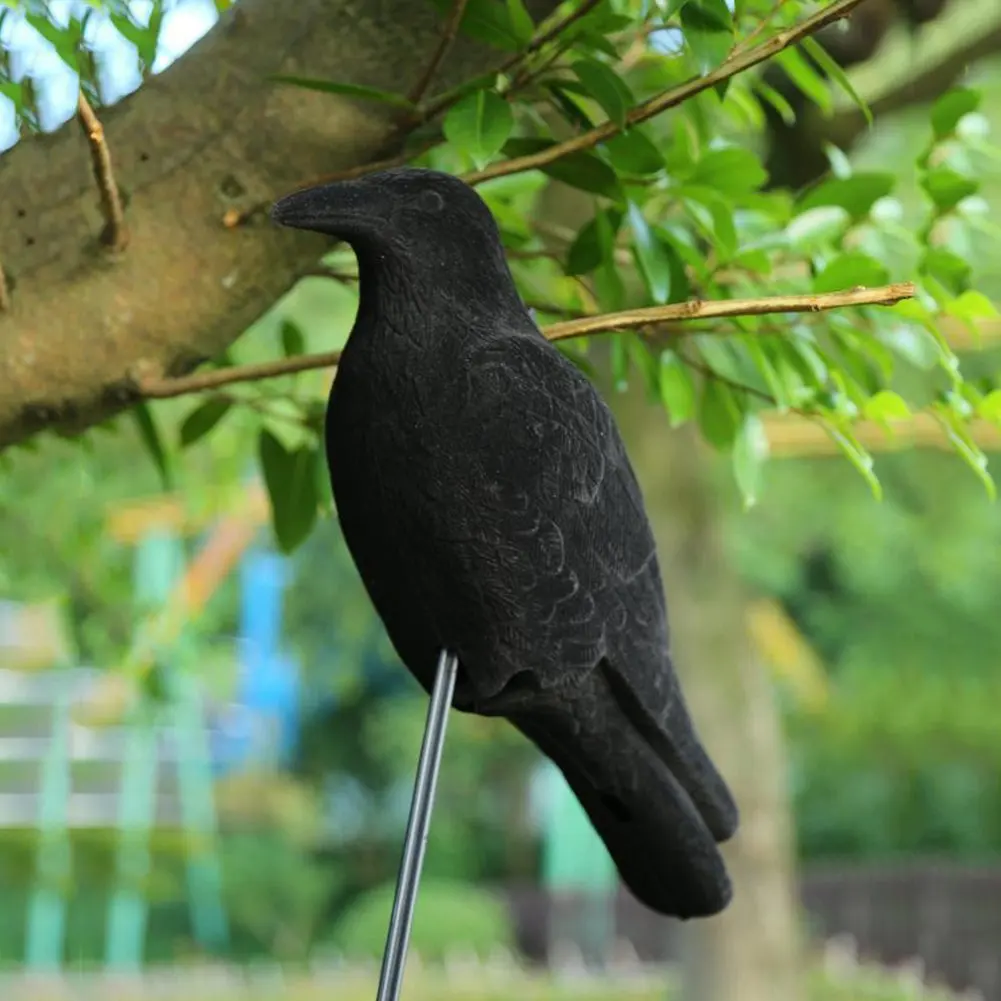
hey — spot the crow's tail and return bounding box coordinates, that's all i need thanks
[510,663,737,919]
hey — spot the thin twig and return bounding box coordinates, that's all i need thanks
[463,0,867,186]
[419,0,604,122]
[729,0,792,59]
[0,264,9,312]
[76,92,128,250]
[408,0,471,105]
[543,282,915,342]
[681,349,784,408]
[137,282,914,400]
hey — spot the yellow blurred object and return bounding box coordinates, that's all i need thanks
[746,598,829,712]
[71,670,138,728]
[105,481,270,543]
[0,597,73,672]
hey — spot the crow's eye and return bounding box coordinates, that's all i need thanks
[415,189,445,214]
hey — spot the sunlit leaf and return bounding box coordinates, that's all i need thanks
[930,88,981,139]
[444,90,514,168]
[659,350,695,427]
[732,413,769,509]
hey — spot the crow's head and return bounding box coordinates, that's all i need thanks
[271,167,496,250]
[271,167,522,313]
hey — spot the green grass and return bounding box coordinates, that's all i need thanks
[6,963,959,1001]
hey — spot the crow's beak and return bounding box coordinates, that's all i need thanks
[270,181,363,234]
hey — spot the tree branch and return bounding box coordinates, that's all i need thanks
[543,283,914,342]
[76,92,128,251]
[137,282,915,399]
[407,0,471,105]
[0,0,562,452]
[764,413,1001,456]
[464,0,868,185]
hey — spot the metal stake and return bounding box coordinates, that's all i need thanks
[375,648,459,1001]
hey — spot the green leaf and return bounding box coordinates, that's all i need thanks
[680,186,738,258]
[571,57,634,127]
[443,90,514,169]
[947,289,999,325]
[505,0,534,44]
[566,208,623,275]
[698,378,742,450]
[863,390,910,425]
[610,335,629,391]
[798,173,895,221]
[813,252,889,294]
[801,35,872,125]
[732,413,768,509]
[179,398,232,448]
[921,247,971,295]
[131,403,172,490]
[930,88,981,139]
[546,83,596,131]
[258,429,320,554]
[594,256,625,312]
[603,128,665,175]
[281,319,306,358]
[689,146,767,195]
[269,76,415,109]
[627,203,672,304]
[932,404,996,499]
[822,420,882,500]
[754,79,796,126]
[978,389,1001,426]
[575,29,620,60]
[785,205,851,250]
[503,138,623,200]
[920,166,978,212]
[659,350,696,427]
[775,46,832,115]
[680,1,733,76]
[428,0,526,50]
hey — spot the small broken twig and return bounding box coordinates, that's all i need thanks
[77,92,128,251]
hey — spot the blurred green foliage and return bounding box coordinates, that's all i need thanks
[328,879,513,961]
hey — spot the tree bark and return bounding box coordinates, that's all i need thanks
[613,395,803,1001]
[0,0,556,451]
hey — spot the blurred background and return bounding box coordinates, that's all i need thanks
[2,1,1001,1000]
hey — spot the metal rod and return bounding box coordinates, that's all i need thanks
[374,648,459,1001]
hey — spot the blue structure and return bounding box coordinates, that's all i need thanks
[211,548,301,773]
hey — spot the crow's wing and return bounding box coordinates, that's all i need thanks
[428,329,737,845]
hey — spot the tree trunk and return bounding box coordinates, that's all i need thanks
[0,0,557,450]
[613,395,803,1001]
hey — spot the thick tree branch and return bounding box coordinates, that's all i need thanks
[0,0,560,452]
[137,283,915,399]
[464,0,868,185]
